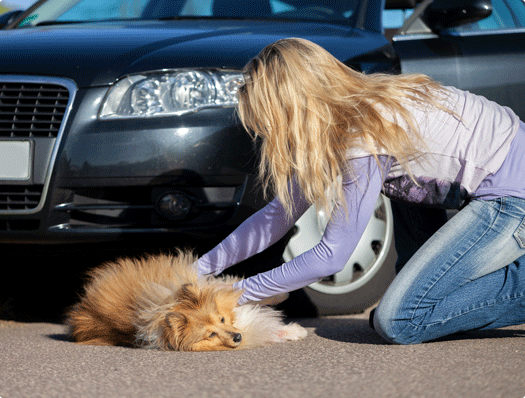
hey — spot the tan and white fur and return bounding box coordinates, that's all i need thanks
[65,250,307,351]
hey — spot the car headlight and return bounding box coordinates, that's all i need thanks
[99,69,244,119]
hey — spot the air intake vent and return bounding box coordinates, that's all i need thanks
[0,185,43,211]
[0,82,70,138]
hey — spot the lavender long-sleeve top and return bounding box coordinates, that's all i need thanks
[197,87,525,304]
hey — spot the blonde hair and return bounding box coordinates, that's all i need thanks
[237,38,452,217]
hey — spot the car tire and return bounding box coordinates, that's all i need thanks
[283,195,397,315]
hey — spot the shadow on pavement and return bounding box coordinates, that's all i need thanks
[298,317,386,345]
[296,317,525,345]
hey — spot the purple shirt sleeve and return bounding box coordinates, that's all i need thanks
[196,178,311,276]
[197,156,391,304]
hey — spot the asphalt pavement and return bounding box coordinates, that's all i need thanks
[1,308,524,398]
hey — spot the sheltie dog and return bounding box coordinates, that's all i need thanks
[65,250,307,351]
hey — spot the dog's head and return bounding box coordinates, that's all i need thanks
[163,283,243,351]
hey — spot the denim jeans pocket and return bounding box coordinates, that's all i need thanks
[514,217,525,249]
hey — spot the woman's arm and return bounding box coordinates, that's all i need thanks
[196,178,311,276]
[233,156,392,304]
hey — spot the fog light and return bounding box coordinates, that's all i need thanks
[157,192,192,220]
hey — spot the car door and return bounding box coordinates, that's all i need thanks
[388,0,525,120]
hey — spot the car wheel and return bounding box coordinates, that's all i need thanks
[283,195,397,315]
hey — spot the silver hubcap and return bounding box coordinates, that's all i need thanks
[283,195,394,295]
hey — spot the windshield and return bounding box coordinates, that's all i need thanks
[17,0,359,27]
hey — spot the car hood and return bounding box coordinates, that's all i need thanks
[0,20,386,87]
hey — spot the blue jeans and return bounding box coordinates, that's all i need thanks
[373,197,525,344]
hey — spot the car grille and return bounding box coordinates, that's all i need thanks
[0,185,43,211]
[0,82,69,138]
[0,76,76,223]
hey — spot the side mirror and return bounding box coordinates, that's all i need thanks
[422,0,492,31]
[0,10,24,29]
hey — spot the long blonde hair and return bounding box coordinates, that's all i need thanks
[237,38,451,217]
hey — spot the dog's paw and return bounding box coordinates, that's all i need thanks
[275,323,307,342]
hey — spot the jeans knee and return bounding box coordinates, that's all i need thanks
[372,306,398,344]
[373,307,423,345]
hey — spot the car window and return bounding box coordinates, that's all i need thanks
[448,0,525,32]
[382,0,525,35]
[178,0,300,16]
[147,0,357,20]
[17,0,359,27]
[507,0,525,25]
[382,8,413,30]
[59,0,150,20]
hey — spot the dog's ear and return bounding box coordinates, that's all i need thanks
[166,311,188,329]
[215,287,243,313]
[163,311,188,350]
[177,283,202,306]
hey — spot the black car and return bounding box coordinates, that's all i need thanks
[0,0,523,315]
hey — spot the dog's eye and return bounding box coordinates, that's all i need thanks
[220,317,225,323]
[209,332,217,338]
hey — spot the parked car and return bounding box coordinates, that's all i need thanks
[0,0,523,315]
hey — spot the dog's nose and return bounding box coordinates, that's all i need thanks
[232,333,242,343]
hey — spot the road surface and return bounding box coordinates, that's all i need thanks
[1,308,524,398]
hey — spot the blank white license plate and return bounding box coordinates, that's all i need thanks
[0,141,32,180]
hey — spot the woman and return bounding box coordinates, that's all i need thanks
[197,38,525,344]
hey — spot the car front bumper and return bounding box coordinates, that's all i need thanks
[0,76,263,245]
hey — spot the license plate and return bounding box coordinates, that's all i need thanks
[0,141,32,180]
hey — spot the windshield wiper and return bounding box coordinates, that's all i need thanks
[35,18,140,26]
[35,20,82,26]
[156,15,252,21]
